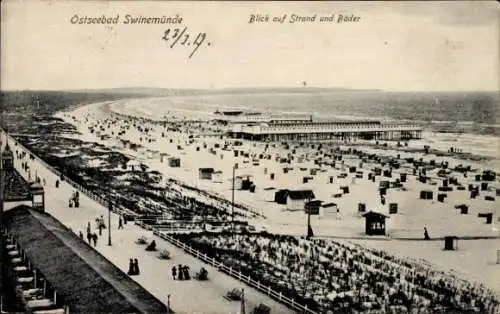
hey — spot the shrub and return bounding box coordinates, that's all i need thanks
[158,250,171,260]
[135,236,148,244]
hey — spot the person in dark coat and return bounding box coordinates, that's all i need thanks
[133,258,140,275]
[127,259,135,275]
[92,233,98,247]
[183,265,190,280]
[79,231,84,240]
[424,227,430,240]
[178,264,184,280]
[87,231,92,244]
[118,216,124,229]
[172,265,177,280]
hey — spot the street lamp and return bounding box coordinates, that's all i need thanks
[108,192,112,246]
[231,163,237,236]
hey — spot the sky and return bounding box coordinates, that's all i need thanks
[1,1,498,91]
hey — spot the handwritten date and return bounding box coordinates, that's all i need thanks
[162,27,211,58]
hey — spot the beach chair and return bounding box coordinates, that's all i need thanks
[195,270,208,281]
[224,288,242,301]
[251,303,271,314]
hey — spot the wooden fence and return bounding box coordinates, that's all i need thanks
[152,230,318,314]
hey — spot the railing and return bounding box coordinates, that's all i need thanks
[246,123,422,135]
[233,123,422,134]
[152,230,318,314]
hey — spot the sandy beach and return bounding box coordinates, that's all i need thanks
[52,98,499,240]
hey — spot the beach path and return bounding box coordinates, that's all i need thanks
[7,137,295,314]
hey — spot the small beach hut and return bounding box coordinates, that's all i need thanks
[263,187,277,202]
[320,203,339,219]
[168,157,181,168]
[478,212,493,224]
[482,170,496,181]
[362,211,389,236]
[420,190,433,200]
[444,236,458,250]
[199,168,215,180]
[455,204,469,214]
[286,190,315,211]
[274,189,289,205]
[305,200,322,215]
[212,171,223,183]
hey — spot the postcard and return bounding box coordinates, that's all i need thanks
[1,1,499,313]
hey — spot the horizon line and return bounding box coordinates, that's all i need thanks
[1,86,499,93]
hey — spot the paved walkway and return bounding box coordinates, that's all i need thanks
[7,137,294,314]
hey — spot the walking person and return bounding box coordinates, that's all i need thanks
[184,265,191,280]
[133,258,140,275]
[171,265,177,280]
[127,259,135,275]
[118,216,124,229]
[424,227,430,240]
[87,231,92,244]
[178,264,184,280]
[79,231,84,240]
[87,221,91,234]
[92,233,98,247]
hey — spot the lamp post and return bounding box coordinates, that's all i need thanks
[306,196,313,240]
[108,192,112,246]
[231,163,236,236]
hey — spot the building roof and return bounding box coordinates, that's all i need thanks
[3,168,31,201]
[321,202,337,207]
[305,200,323,206]
[199,167,214,172]
[2,205,169,314]
[287,190,315,200]
[361,211,389,219]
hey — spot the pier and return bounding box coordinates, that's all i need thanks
[230,121,423,141]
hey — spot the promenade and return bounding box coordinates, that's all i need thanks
[5,136,293,314]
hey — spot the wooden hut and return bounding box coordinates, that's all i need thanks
[262,187,277,202]
[286,190,315,211]
[320,203,339,219]
[199,168,215,180]
[420,190,433,200]
[455,204,469,214]
[444,236,458,250]
[478,212,493,224]
[362,211,389,236]
[305,200,322,215]
[389,203,398,214]
[168,157,181,168]
[212,171,223,183]
[274,189,289,205]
